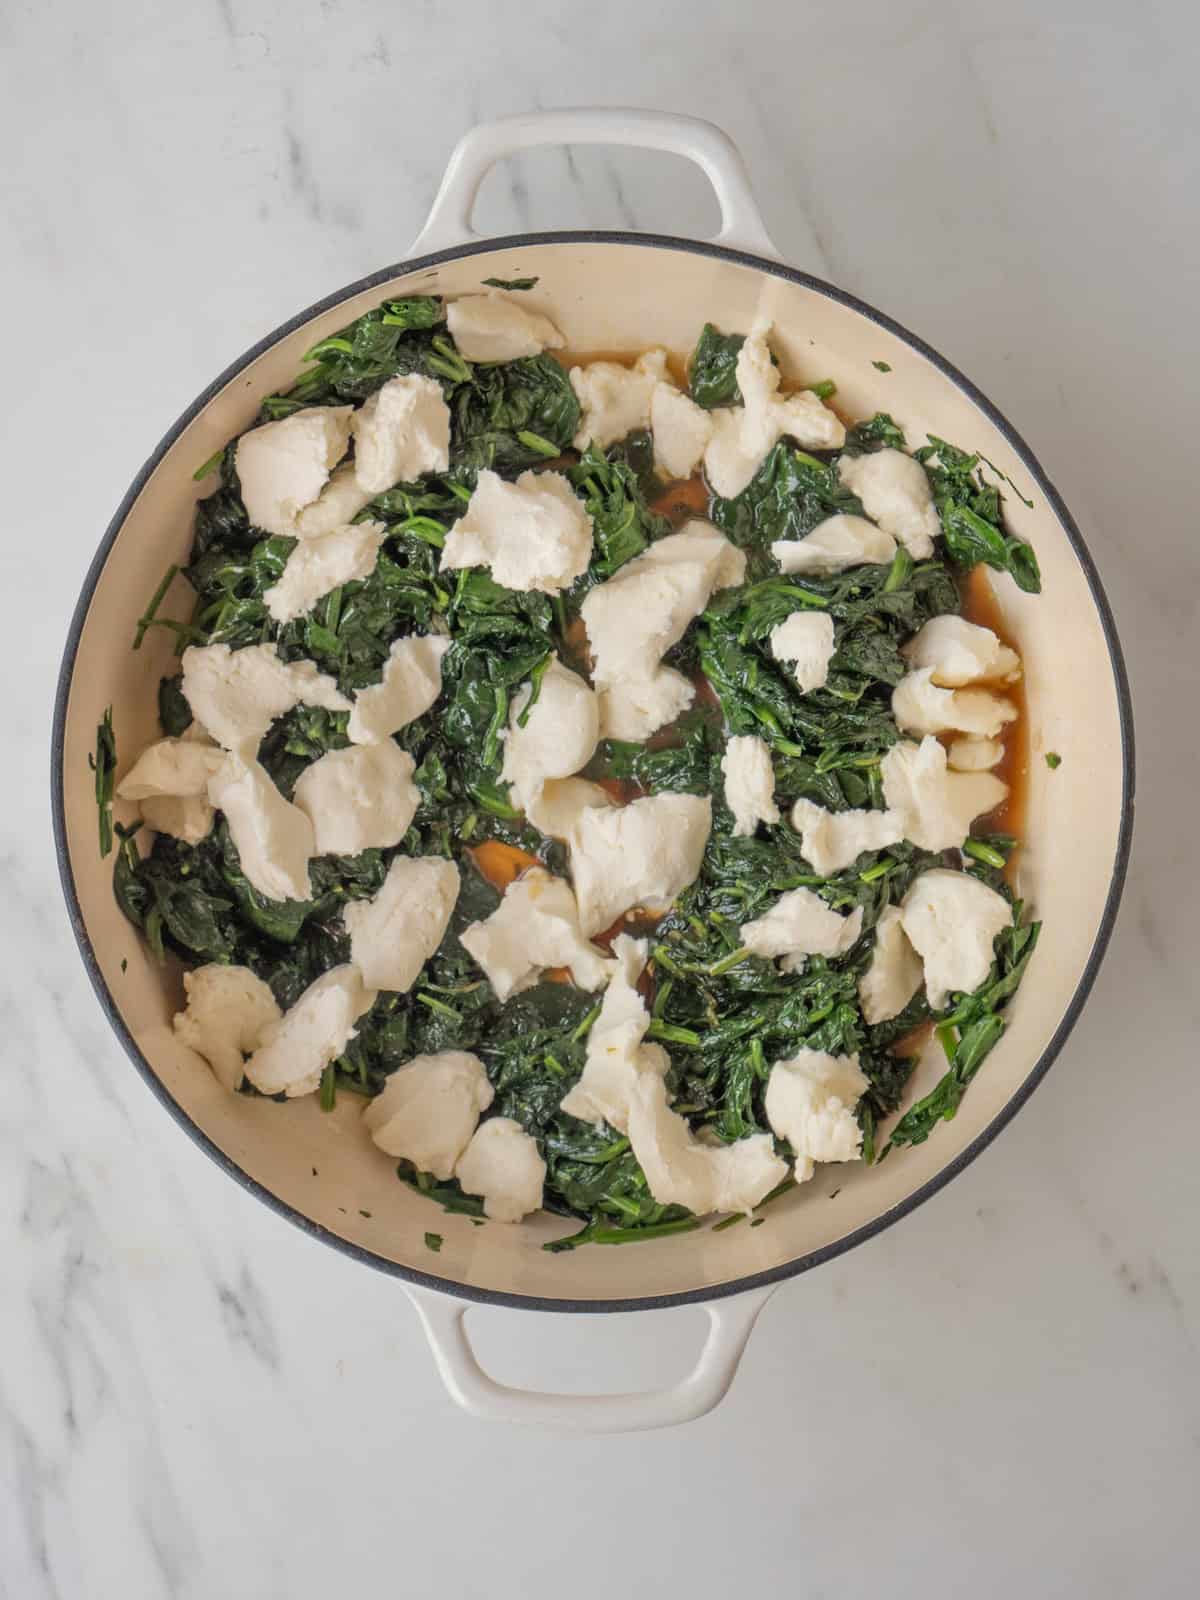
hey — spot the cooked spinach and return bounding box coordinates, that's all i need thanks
[91,710,117,857]
[481,276,538,291]
[109,292,1043,1248]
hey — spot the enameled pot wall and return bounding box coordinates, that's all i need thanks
[53,111,1133,1429]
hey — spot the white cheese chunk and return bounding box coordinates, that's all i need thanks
[789,798,905,876]
[292,740,419,856]
[181,642,350,758]
[351,374,451,493]
[569,793,712,938]
[765,1049,868,1182]
[235,406,354,537]
[347,633,450,745]
[559,936,669,1133]
[772,513,896,575]
[117,738,225,801]
[948,736,1005,772]
[893,667,1018,739]
[900,868,1014,1009]
[581,519,745,740]
[703,321,846,498]
[858,906,924,1025]
[598,669,696,742]
[460,867,613,1001]
[881,736,1008,852]
[650,381,714,480]
[455,1117,547,1222]
[294,462,375,538]
[526,777,613,840]
[208,757,314,902]
[627,1074,788,1216]
[445,293,564,363]
[501,658,599,813]
[362,1050,494,1178]
[343,855,461,993]
[571,349,667,450]
[721,735,780,836]
[769,610,836,693]
[264,519,387,625]
[902,614,1021,687]
[440,468,593,594]
[246,964,377,1098]
[741,886,863,971]
[837,448,940,558]
[173,964,282,1092]
[139,795,216,845]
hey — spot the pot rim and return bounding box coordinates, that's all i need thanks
[51,230,1136,1314]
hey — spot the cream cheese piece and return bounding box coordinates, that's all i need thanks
[181,642,350,758]
[893,667,1018,739]
[460,867,613,1001]
[571,349,668,450]
[626,1074,788,1217]
[650,382,714,480]
[440,468,594,594]
[789,798,905,876]
[294,462,375,539]
[172,964,282,1092]
[343,856,461,993]
[139,795,216,845]
[208,756,314,902]
[947,736,1004,772]
[581,519,746,741]
[455,1117,547,1222]
[569,793,712,938]
[765,1049,869,1182]
[559,936,669,1133]
[721,735,780,836]
[245,964,377,1098]
[501,658,600,814]
[526,777,613,840]
[772,513,896,576]
[740,886,863,971]
[770,610,836,694]
[362,1051,494,1178]
[235,405,354,537]
[902,614,1021,687]
[900,868,1014,1009]
[838,448,940,559]
[881,736,1008,852]
[446,292,564,363]
[703,321,845,499]
[116,738,225,801]
[351,374,451,493]
[347,633,450,745]
[292,740,419,856]
[264,519,387,625]
[858,906,924,1025]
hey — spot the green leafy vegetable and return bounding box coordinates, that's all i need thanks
[424,1231,444,1252]
[916,437,1041,593]
[872,360,892,373]
[90,709,117,857]
[1046,751,1062,769]
[688,323,745,408]
[481,276,538,291]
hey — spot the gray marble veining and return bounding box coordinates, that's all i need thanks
[3,0,1198,1595]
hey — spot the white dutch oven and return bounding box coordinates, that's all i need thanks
[53,110,1134,1432]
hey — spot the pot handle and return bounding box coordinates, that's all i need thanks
[406,1282,776,1433]
[407,108,780,260]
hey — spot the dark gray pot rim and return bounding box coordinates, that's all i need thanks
[51,230,1136,1314]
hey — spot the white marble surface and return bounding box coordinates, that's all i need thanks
[3,0,1198,1593]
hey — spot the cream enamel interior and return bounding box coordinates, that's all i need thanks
[57,239,1128,1306]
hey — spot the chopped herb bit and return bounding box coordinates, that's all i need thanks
[872,360,892,372]
[482,276,538,291]
[1045,751,1062,769]
[120,958,128,974]
[192,448,225,481]
[425,1231,443,1252]
[358,1209,372,1219]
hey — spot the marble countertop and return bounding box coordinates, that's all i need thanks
[4,0,1198,1594]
